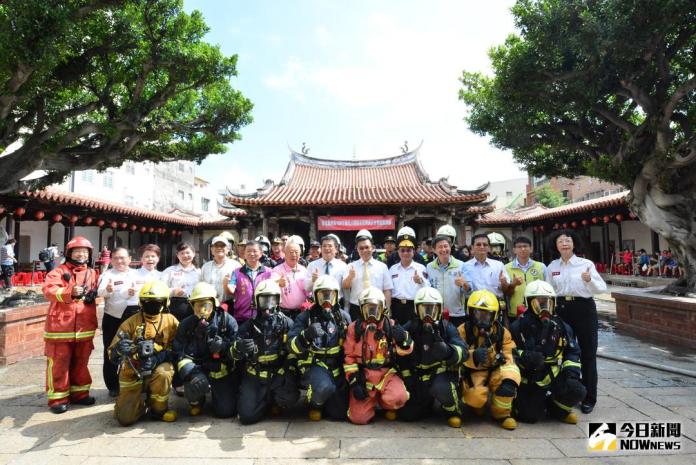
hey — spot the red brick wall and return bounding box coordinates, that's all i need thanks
[0,303,49,366]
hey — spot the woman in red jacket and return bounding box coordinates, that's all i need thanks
[42,236,99,414]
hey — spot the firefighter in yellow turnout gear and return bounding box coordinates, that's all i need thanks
[458,290,521,430]
[109,280,179,426]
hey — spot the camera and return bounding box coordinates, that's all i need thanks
[83,288,98,305]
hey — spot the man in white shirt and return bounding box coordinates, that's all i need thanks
[389,235,429,325]
[97,247,137,397]
[305,235,348,304]
[200,235,241,305]
[343,231,393,321]
[464,233,511,299]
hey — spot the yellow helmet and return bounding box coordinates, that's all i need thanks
[466,289,499,329]
[359,287,385,322]
[189,282,219,319]
[139,280,170,315]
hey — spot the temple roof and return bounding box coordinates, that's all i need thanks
[479,191,629,225]
[225,144,489,207]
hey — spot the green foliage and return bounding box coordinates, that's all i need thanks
[459,0,696,191]
[0,0,253,192]
[533,183,568,208]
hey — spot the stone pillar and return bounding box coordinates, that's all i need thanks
[398,207,405,230]
[4,214,13,236]
[14,218,21,263]
[602,222,610,265]
[617,221,623,251]
[309,210,317,241]
[46,221,53,248]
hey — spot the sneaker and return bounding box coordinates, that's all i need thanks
[161,410,177,422]
[108,389,119,398]
[500,417,517,430]
[447,416,462,428]
[189,404,202,416]
[50,404,69,414]
[308,409,322,421]
[72,396,96,406]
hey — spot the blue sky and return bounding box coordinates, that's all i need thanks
[185,0,525,193]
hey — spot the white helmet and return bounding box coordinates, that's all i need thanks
[414,287,443,322]
[524,280,556,319]
[254,279,281,313]
[487,232,506,246]
[358,287,385,322]
[287,235,305,252]
[355,229,372,242]
[254,235,271,254]
[326,233,342,246]
[313,275,340,309]
[437,224,456,240]
[397,226,416,238]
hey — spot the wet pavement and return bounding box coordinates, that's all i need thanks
[1,287,695,464]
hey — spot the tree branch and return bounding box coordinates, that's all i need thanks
[662,75,696,128]
[619,79,656,115]
[592,105,637,135]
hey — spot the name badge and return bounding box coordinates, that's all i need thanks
[552,271,560,276]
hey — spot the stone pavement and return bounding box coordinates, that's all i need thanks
[2,297,696,464]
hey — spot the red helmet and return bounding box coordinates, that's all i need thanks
[66,236,93,253]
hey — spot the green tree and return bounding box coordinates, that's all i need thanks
[0,0,252,193]
[533,184,568,208]
[460,0,696,290]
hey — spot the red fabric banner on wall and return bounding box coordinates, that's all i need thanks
[317,215,396,231]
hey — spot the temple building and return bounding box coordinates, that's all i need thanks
[220,145,494,246]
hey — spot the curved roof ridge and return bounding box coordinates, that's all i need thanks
[288,140,424,170]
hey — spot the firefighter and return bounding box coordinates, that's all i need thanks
[398,287,468,427]
[287,275,351,421]
[510,280,585,424]
[42,236,99,414]
[458,290,521,430]
[378,236,397,263]
[174,282,239,418]
[343,287,413,424]
[233,280,299,424]
[109,280,179,426]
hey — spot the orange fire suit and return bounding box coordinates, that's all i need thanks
[343,318,413,424]
[42,263,98,407]
[458,322,521,421]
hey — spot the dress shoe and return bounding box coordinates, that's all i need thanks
[50,404,69,414]
[72,396,96,406]
[581,402,595,414]
[108,389,119,398]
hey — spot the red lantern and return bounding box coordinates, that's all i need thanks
[110,221,118,229]
[120,222,128,230]
[553,223,560,230]
[129,224,137,232]
[562,222,568,229]
[161,228,167,235]
[171,229,178,236]
[69,214,79,224]
[148,227,155,233]
[96,219,105,227]
[571,221,578,228]
[52,213,63,223]
[14,207,26,217]
[591,217,599,224]
[581,219,589,226]
[83,216,93,225]
[33,210,45,220]
[615,213,624,222]
[139,226,147,233]
[539,225,545,232]
[603,215,611,223]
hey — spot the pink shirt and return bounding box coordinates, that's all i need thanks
[272,262,309,310]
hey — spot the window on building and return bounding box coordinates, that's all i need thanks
[81,170,94,183]
[188,193,193,201]
[562,190,569,199]
[178,190,184,200]
[103,172,113,188]
[201,197,210,211]
[506,191,513,199]
[178,162,185,172]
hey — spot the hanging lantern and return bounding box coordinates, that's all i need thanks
[591,217,599,224]
[603,215,611,223]
[571,221,578,228]
[69,214,79,224]
[129,224,138,232]
[120,222,128,230]
[139,226,147,233]
[539,225,545,232]
[148,227,155,233]
[52,213,63,223]
[615,213,624,222]
[14,207,26,217]
[562,222,568,229]
[83,216,93,225]
[110,221,118,229]
[171,229,178,236]
[161,228,167,235]
[553,223,560,230]
[96,219,105,227]
[33,210,45,220]
[581,219,589,226]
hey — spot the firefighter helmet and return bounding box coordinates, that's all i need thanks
[139,280,170,315]
[254,279,281,311]
[359,287,385,323]
[189,282,218,319]
[466,289,499,329]
[312,275,339,308]
[436,225,457,240]
[414,287,443,322]
[524,280,556,319]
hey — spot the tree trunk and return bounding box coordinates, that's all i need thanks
[630,160,696,293]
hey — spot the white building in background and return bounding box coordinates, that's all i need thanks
[485,177,528,211]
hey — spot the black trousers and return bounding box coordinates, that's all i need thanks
[238,370,300,424]
[556,298,598,406]
[399,372,462,421]
[302,365,348,420]
[121,305,140,322]
[513,375,586,423]
[390,299,415,326]
[102,313,123,392]
[349,303,361,322]
[169,297,193,321]
[185,368,239,418]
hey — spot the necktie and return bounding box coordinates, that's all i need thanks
[362,261,370,289]
[325,261,331,275]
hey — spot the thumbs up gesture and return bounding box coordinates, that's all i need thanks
[512,275,524,287]
[106,279,114,293]
[454,271,467,289]
[498,270,508,286]
[277,273,287,288]
[128,281,136,297]
[413,270,423,284]
[581,266,592,283]
[311,268,319,283]
[348,265,356,279]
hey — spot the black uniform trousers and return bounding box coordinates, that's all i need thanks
[556,297,598,406]
[101,313,123,393]
[302,365,348,420]
[399,371,461,421]
[514,375,587,423]
[390,299,415,326]
[238,370,300,424]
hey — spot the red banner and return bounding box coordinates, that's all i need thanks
[317,215,396,231]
